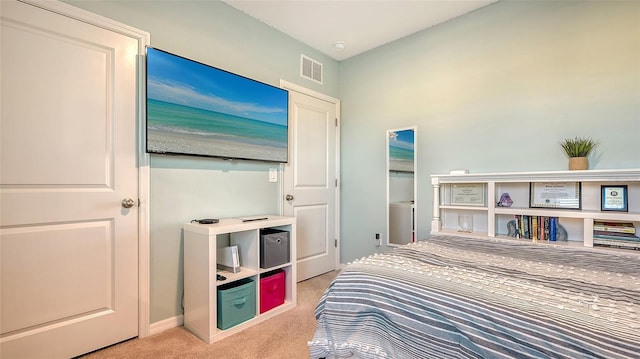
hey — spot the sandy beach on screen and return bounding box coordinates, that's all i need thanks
[147,130,287,161]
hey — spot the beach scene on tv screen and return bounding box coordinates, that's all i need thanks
[146,48,288,162]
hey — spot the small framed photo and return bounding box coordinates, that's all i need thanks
[601,185,628,212]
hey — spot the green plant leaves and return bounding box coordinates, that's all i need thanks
[560,136,598,157]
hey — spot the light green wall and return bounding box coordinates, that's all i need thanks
[339,0,640,263]
[148,158,282,322]
[64,0,339,323]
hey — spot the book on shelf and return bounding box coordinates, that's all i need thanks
[513,215,525,239]
[594,234,640,241]
[593,230,639,239]
[593,221,636,234]
[549,217,557,242]
[593,237,640,250]
[537,217,542,241]
[543,217,550,241]
[511,215,559,242]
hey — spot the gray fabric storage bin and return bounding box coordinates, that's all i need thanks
[260,229,290,268]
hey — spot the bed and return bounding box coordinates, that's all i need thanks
[308,235,640,359]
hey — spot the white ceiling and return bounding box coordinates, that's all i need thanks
[223,0,497,61]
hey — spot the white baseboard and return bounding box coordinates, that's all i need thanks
[149,315,183,336]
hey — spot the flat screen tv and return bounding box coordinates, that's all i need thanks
[145,47,289,163]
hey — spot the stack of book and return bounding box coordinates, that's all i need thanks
[513,215,560,241]
[593,221,640,249]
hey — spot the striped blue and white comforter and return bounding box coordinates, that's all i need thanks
[308,235,640,359]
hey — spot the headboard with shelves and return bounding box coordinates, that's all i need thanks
[431,169,640,247]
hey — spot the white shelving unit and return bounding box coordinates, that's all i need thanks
[431,169,640,247]
[183,216,296,343]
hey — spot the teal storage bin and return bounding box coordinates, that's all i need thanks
[217,278,256,330]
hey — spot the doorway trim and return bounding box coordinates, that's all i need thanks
[279,80,341,271]
[21,0,152,338]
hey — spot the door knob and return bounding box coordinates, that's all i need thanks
[121,198,136,208]
[285,194,294,201]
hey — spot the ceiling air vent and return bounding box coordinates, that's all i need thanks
[300,54,323,84]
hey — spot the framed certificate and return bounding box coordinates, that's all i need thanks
[601,185,628,212]
[450,183,485,206]
[529,182,581,209]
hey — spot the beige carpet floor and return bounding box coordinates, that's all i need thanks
[80,270,338,359]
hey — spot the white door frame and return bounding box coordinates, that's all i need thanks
[279,80,341,271]
[20,0,152,338]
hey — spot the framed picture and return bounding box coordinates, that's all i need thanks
[601,185,628,212]
[529,182,581,209]
[450,183,485,206]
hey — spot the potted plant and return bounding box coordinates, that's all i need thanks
[560,136,598,170]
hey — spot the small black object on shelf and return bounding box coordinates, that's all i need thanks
[191,218,219,224]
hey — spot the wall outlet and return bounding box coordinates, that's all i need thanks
[375,233,381,247]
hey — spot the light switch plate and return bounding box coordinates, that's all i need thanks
[269,168,278,182]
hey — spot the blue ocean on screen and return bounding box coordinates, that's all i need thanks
[147,99,288,160]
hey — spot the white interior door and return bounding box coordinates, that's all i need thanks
[283,88,339,282]
[1,1,140,357]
